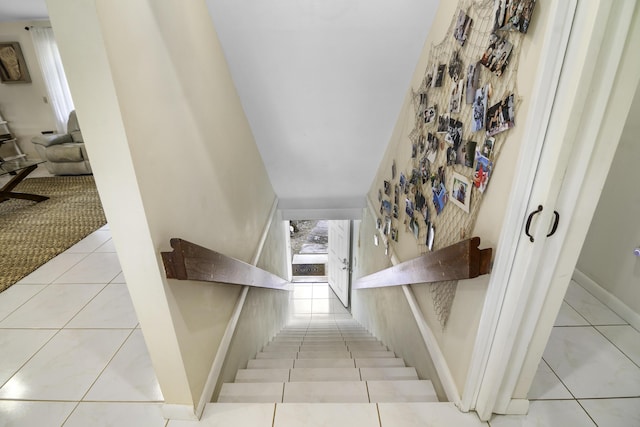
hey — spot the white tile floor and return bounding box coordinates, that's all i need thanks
[0,225,166,427]
[518,280,640,427]
[0,221,638,425]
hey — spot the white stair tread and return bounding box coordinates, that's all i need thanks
[274,403,379,427]
[377,402,486,426]
[297,350,352,359]
[350,350,396,358]
[367,380,438,403]
[197,403,275,427]
[263,344,300,352]
[294,358,356,368]
[218,382,283,403]
[299,340,346,346]
[283,381,369,403]
[360,367,418,381]
[300,335,347,340]
[345,339,384,345]
[299,344,347,351]
[235,369,290,383]
[271,341,303,346]
[247,359,294,369]
[355,358,406,368]
[256,351,298,359]
[289,368,360,382]
[347,343,388,351]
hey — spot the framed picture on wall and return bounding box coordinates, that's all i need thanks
[450,172,471,213]
[0,42,31,84]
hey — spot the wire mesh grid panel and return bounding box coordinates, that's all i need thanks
[375,0,532,327]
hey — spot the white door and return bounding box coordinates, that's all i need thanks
[328,220,351,307]
[469,0,640,419]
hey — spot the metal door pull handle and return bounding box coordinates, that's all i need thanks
[547,211,560,237]
[525,205,543,243]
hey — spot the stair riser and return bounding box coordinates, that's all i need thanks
[220,318,438,405]
[219,380,437,404]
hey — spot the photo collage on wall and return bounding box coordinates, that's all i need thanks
[375,0,536,253]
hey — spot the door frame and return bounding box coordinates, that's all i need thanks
[462,0,640,420]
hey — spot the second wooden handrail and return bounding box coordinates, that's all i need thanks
[161,238,291,290]
[353,237,492,289]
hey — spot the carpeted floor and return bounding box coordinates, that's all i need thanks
[0,176,106,292]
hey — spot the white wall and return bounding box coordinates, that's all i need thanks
[257,214,291,280]
[0,21,56,159]
[360,0,551,394]
[576,86,640,314]
[214,286,290,400]
[47,0,277,412]
[214,212,291,400]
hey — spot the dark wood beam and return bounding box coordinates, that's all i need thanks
[161,238,291,291]
[353,237,492,289]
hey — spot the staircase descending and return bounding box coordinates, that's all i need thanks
[218,317,438,404]
[189,285,486,426]
[159,238,489,425]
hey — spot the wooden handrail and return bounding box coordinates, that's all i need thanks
[161,238,291,290]
[353,237,492,289]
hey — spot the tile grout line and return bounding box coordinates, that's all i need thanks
[560,298,591,325]
[35,251,93,286]
[59,400,83,427]
[58,283,112,329]
[0,327,63,391]
[0,283,52,324]
[76,327,138,403]
[564,285,627,326]
[0,398,165,403]
[574,399,600,427]
[591,325,640,370]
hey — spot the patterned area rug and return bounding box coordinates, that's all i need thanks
[0,176,106,292]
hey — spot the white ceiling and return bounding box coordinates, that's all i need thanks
[0,0,47,22]
[204,0,440,209]
[0,0,441,212]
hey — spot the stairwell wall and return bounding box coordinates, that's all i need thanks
[211,210,292,400]
[352,207,445,400]
[48,0,278,416]
[357,0,552,396]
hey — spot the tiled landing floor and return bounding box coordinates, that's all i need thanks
[0,225,166,427]
[0,223,638,425]
[494,280,640,426]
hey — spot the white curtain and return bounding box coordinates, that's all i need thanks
[30,26,74,133]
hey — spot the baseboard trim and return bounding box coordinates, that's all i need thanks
[505,399,530,415]
[161,404,197,421]
[366,198,461,407]
[401,284,462,407]
[572,269,640,331]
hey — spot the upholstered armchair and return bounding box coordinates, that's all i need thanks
[31,110,92,175]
